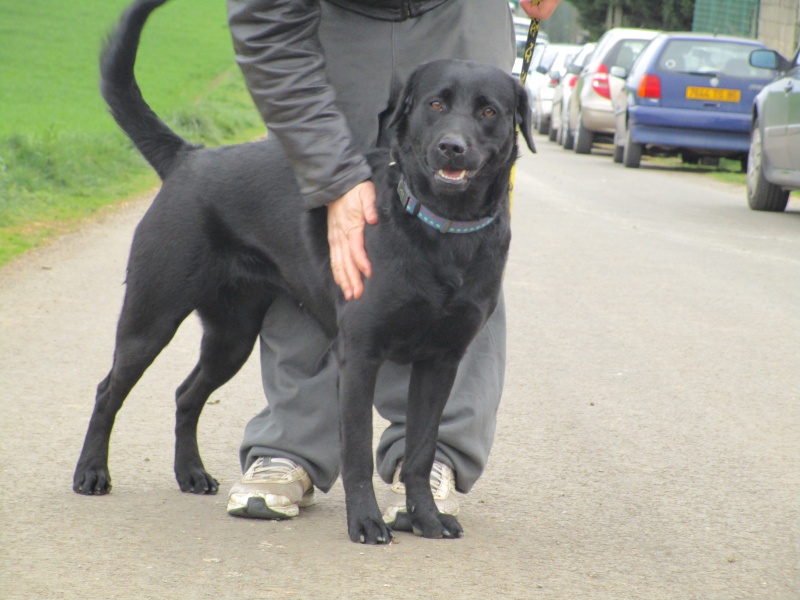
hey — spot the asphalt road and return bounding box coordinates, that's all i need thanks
[1,139,798,599]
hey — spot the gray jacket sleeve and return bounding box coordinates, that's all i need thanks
[227,0,373,209]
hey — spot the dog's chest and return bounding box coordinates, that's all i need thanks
[351,250,498,363]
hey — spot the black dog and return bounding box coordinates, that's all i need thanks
[73,0,534,544]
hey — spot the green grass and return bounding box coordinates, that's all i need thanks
[0,0,263,266]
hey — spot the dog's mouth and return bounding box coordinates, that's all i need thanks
[435,168,474,184]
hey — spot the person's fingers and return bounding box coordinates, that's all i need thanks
[520,0,560,21]
[327,181,376,300]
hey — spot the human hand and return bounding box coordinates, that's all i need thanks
[327,181,378,300]
[520,0,561,20]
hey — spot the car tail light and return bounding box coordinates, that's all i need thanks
[637,74,661,99]
[567,74,578,88]
[591,63,610,99]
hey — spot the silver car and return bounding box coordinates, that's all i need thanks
[747,45,800,212]
[526,43,582,135]
[551,43,595,146]
[565,27,659,154]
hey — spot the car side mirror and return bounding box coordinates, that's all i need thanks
[567,63,582,75]
[749,49,789,71]
[535,64,548,75]
[609,65,628,79]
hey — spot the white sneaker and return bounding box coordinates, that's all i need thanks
[382,460,459,526]
[226,457,315,520]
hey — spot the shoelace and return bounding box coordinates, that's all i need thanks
[251,458,296,482]
[392,461,451,495]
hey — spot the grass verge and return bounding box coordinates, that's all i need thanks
[0,0,264,267]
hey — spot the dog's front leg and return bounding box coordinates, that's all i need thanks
[402,356,464,539]
[339,350,392,544]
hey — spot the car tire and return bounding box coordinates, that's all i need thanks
[561,121,574,150]
[612,143,624,164]
[681,151,699,165]
[573,113,593,154]
[548,122,558,142]
[623,128,642,168]
[537,116,549,136]
[747,120,789,212]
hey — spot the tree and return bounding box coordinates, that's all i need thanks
[568,0,695,40]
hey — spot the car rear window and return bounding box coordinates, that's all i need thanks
[604,39,651,70]
[656,40,774,78]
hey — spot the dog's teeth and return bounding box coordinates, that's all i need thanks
[438,169,466,181]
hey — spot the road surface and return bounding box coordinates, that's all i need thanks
[1,140,798,599]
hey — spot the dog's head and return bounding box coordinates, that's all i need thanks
[388,59,535,202]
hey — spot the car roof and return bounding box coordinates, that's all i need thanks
[600,27,661,40]
[653,31,766,46]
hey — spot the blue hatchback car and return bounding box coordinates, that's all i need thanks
[611,33,776,168]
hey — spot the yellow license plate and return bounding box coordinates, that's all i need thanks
[685,87,741,102]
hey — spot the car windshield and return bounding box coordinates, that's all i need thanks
[657,40,775,78]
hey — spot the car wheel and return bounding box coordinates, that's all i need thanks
[573,113,593,154]
[747,120,789,212]
[681,151,699,165]
[548,120,558,142]
[623,128,642,168]
[612,143,624,164]
[561,121,574,150]
[537,116,549,136]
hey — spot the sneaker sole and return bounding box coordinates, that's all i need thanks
[385,510,414,532]
[228,496,297,520]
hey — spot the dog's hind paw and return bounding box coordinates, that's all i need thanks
[176,468,219,495]
[73,467,112,496]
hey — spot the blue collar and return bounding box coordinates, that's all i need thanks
[396,176,495,234]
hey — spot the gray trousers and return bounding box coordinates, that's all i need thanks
[241,0,516,494]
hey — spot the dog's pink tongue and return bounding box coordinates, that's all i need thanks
[443,169,464,179]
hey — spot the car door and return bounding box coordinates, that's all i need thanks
[760,71,793,171]
[783,49,800,178]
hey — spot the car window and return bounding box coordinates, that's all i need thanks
[572,44,596,68]
[657,40,774,78]
[604,39,651,70]
[539,46,559,71]
[551,50,578,73]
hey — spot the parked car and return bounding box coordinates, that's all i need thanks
[611,32,775,169]
[552,43,596,145]
[512,22,548,79]
[747,45,800,212]
[565,28,660,154]
[527,44,582,134]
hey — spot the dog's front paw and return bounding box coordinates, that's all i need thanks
[73,465,112,495]
[411,511,464,540]
[176,467,219,495]
[348,512,393,545]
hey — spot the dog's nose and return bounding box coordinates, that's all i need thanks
[438,135,466,157]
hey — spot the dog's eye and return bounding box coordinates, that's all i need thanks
[482,107,496,118]
[430,100,444,111]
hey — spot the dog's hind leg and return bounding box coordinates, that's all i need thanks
[73,302,193,495]
[401,356,464,539]
[172,294,269,494]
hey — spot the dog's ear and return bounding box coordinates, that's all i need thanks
[514,80,536,153]
[387,70,420,130]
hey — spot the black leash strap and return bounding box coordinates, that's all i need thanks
[519,0,545,86]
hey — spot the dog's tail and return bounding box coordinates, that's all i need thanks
[100,0,197,180]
